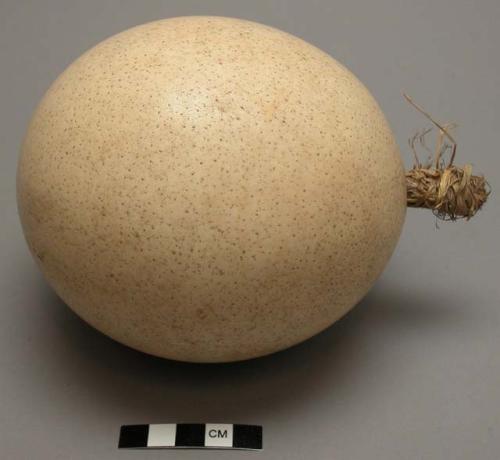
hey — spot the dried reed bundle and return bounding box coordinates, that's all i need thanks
[404,94,490,220]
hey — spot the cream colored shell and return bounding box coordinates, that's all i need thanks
[17,16,406,362]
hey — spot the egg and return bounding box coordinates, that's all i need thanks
[17,16,406,362]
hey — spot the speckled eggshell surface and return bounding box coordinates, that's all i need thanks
[17,16,406,362]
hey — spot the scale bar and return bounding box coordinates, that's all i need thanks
[118,423,262,450]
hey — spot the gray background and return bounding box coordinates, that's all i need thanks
[1,0,499,459]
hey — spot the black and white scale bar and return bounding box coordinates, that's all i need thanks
[118,423,262,450]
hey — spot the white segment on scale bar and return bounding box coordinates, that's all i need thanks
[147,423,177,447]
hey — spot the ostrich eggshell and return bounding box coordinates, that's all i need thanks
[17,16,406,362]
